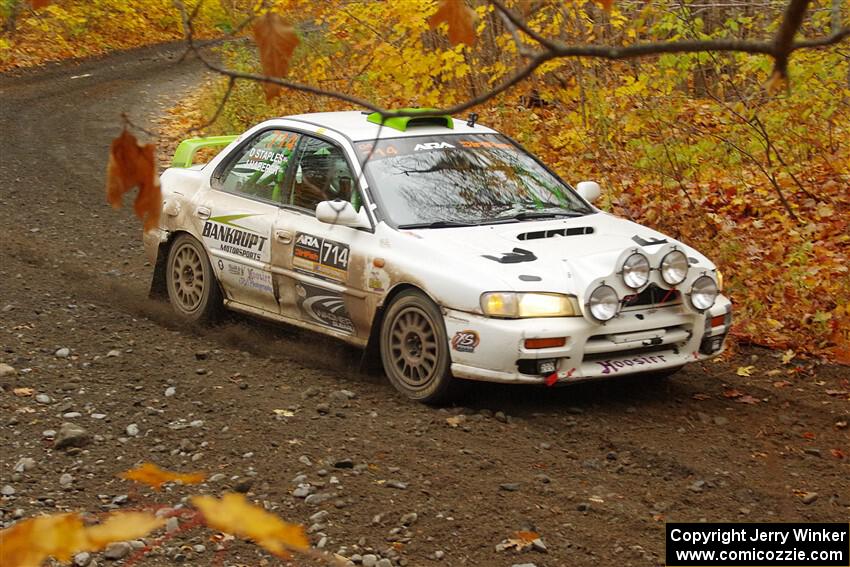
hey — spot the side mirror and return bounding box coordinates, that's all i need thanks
[576,181,601,204]
[316,199,371,229]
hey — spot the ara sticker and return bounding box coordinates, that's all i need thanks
[292,232,350,281]
[451,330,480,353]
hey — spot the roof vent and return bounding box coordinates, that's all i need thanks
[517,226,594,241]
[367,108,454,132]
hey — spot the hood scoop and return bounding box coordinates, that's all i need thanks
[517,226,594,241]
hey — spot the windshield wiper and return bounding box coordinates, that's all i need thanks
[510,210,585,220]
[480,210,586,225]
[397,220,476,229]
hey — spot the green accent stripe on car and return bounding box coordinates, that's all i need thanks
[208,213,259,231]
[366,109,453,132]
[171,135,239,168]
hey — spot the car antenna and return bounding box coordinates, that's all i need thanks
[467,113,478,128]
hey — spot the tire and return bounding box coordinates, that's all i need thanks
[165,234,222,324]
[379,289,459,404]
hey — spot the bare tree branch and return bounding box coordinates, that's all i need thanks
[187,77,236,135]
[772,0,812,78]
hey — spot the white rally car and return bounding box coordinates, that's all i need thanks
[144,110,731,403]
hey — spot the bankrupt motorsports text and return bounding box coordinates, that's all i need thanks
[666,523,849,566]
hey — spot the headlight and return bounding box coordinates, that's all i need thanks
[481,292,580,318]
[660,250,689,285]
[622,253,650,289]
[690,275,718,310]
[587,284,619,321]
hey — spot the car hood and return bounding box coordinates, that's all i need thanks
[398,212,713,295]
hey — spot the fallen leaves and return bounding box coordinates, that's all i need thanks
[252,12,299,101]
[722,388,759,404]
[105,129,161,233]
[29,0,51,8]
[735,395,761,405]
[495,530,540,553]
[735,365,755,377]
[446,415,465,428]
[13,387,34,397]
[0,512,164,567]
[191,493,308,558]
[429,0,476,46]
[119,462,206,491]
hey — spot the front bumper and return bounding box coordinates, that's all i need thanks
[443,296,732,385]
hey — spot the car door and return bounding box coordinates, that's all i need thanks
[201,129,300,314]
[270,133,375,342]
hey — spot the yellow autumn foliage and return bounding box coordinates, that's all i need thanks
[192,492,310,558]
[0,512,164,567]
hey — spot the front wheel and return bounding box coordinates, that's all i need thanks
[379,290,459,404]
[165,234,222,324]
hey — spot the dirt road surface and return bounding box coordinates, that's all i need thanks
[1,46,848,567]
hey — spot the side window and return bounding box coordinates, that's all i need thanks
[218,130,299,203]
[289,136,360,212]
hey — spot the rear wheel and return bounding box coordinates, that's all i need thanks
[165,234,221,324]
[379,290,458,403]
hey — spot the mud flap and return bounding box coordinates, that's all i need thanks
[148,243,170,300]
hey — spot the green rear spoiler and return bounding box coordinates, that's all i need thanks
[171,135,239,168]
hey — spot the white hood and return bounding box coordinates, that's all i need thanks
[401,212,713,296]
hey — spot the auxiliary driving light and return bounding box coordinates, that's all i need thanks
[622,252,650,289]
[660,250,689,285]
[588,285,619,321]
[690,275,718,310]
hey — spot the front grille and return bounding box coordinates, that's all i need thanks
[621,283,680,309]
[584,323,692,357]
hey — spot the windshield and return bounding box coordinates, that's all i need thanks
[356,134,593,227]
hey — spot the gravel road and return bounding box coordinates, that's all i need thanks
[1,45,848,567]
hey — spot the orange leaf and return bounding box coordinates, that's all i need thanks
[105,129,161,233]
[85,512,165,547]
[428,0,476,46]
[13,387,34,397]
[0,514,87,566]
[0,511,164,567]
[119,462,206,491]
[597,0,614,11]
[192,493,308,558]
[29,0,51,8]
[831,449,845,459]
[515,530,540,542]
[252,12,299,101]
[722,388,743,398]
